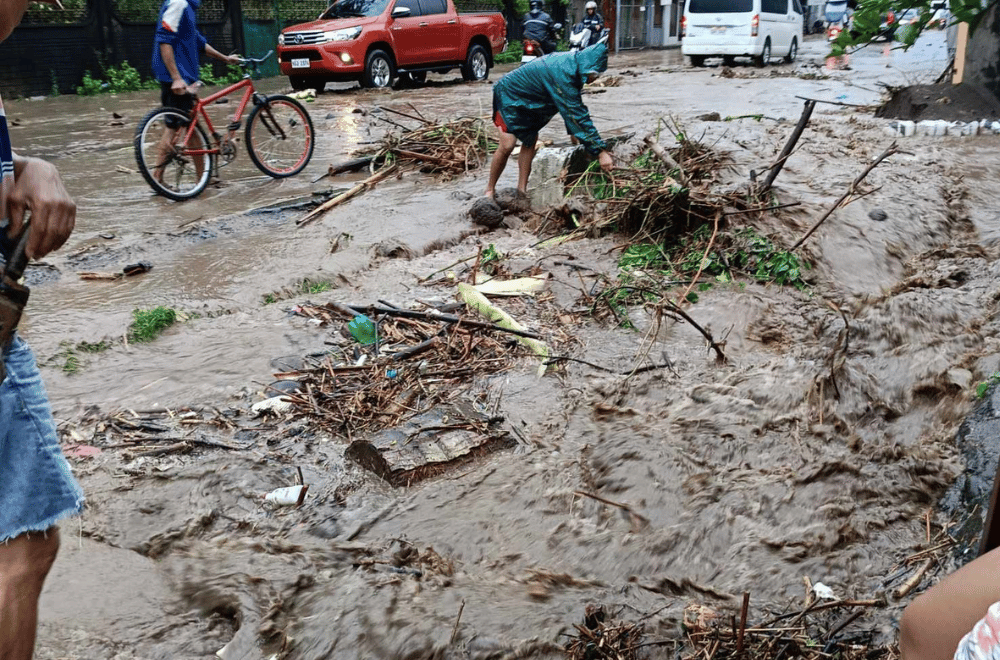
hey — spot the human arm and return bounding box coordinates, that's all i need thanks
[158,42,189,94]
[542,75,608,157]
[204,43,240,66]
[6,154,75,260]
[900,546,1000,660]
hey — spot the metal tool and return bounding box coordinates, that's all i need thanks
[0,220,31,383]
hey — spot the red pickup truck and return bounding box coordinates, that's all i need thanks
[277,0,507,90]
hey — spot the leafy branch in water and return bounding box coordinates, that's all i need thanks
[595,227,809,327]
[830,0,981,56]
[975,372,1000,400]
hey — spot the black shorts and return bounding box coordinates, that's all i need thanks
[160,82,194,129]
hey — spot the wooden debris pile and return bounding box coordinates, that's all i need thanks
[679,593,896,660]
[278,302,527,440]
[561,124,731,240]
[368,111,497,176]
[564,606,644,660]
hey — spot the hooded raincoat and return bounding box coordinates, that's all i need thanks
[492,43,609,155]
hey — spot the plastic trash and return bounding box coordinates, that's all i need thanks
[386,368,398,379]
[812,582,837,600]
[251,396,294,416]
[348,314,377,345]
[264,484,309,506]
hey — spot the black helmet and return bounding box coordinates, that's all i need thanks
[529,0,543,11]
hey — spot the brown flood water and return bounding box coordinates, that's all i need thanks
[22,32,1000,659]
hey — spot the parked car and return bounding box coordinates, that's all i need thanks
[681,0,803,68]
[277,0,506,90]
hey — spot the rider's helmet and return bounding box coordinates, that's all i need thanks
[585,1,597,11]
[529,0,544,12]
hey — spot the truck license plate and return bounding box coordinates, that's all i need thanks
[711,26,726,33]
[291,58,310,69]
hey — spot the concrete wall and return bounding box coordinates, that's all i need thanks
[965,0,1000,103]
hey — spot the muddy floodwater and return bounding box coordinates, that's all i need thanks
[16,31,1000,659]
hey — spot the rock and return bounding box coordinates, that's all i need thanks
[502,215,524,230]
[869,208,888,222]
[372,240,416,259]
[449,190,475,201]
[495,187,531,214]
[698,112,722,121]
[469,197,504,229]
[946,368,973,390]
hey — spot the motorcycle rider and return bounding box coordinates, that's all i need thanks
[523,0,557,56]
[580,0,603,46]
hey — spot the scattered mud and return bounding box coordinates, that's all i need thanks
[18,31,1000,660]
[876,82,1000,121]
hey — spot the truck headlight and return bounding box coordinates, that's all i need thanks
[278,33,285,44]
[323,26,362,42]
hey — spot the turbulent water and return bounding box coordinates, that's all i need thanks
[22,32,1000,660]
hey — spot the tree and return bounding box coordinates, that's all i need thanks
[830,0,986,55]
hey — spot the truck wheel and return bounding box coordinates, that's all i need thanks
[462,44,490,82]
[689,55,706,67]
[362,49,395,89]
[754,38,771,67]
[784,37,797,63]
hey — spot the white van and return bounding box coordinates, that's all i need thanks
[681,0,803,67]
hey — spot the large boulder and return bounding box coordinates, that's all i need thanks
[469,197,504,229]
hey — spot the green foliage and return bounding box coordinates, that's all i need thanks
[77,340,110,353]
[494,40,524,64]
[50,70,60,97]
[730,229,809,290]
[199,63,245,86]
[76,71,104,96]
[481,243,505,274]
[129,307,178,342]
[48,339,111,374]
[76,61,157,96]
[300,279,332,294]
[618,242,670,272]
[831,0,982,56]
[263,293,278,305]
[975,373,1000,400]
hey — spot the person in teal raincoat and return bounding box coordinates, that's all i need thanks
[485,41,614,199]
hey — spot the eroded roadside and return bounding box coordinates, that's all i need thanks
[24,33,1000,660]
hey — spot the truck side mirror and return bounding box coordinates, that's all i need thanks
[392,6,411,17]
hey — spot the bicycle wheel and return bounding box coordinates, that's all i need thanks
[134,107,214,200]
[245,95,314,178]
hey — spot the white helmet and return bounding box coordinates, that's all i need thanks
[585,1,597,9]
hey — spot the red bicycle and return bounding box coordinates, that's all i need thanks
[134,52,315,200]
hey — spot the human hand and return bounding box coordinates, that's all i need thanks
[598,150,613,172]
[226,54,242,66]
[8,157,75,260]
[171,78,188,95]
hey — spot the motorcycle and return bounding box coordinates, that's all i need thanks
[521,22,561,63]
[568,23,600,52]
[824,0,849,42]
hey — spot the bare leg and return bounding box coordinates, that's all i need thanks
[516,141,537,195]
[0,529,61,660]
[900,546,1000,660]
[485,131,518,198]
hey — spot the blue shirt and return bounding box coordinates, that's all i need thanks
[151,0,208,84]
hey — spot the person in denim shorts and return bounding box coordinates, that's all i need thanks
[0,2,84,658]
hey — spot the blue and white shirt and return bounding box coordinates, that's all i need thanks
[151,0,208,85]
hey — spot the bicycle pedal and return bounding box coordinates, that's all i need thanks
[228,121,242,131]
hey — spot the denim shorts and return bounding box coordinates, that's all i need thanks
[0,335,84,542]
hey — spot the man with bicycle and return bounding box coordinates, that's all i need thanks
[151,0,239,182]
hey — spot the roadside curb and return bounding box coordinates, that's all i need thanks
[884,118,1000,138]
